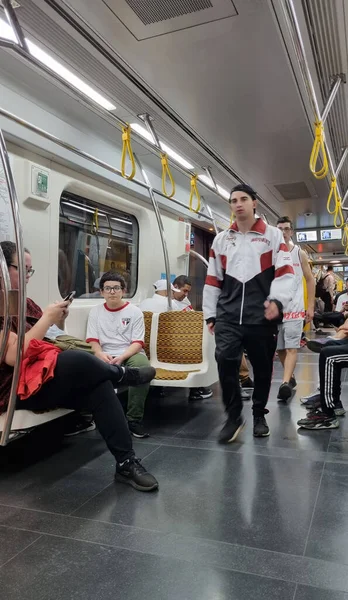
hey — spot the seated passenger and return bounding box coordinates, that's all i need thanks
[172,274,254,400]
[297,339,348,430]
[87,272,152,439]
[0,241,95,437]
[139,279,174,312]
[0,301,158,492]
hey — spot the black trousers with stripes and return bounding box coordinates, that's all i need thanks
[320,342,348,416]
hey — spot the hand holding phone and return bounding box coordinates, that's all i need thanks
[64,291,76,303]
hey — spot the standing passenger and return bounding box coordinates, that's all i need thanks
[203,184,294,443]
[276,217,315,401]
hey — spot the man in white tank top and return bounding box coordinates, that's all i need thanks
[276,217,315,401]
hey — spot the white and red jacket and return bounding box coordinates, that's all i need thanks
[203,219,294,326]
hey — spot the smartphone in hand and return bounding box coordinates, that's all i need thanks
[64,291,76,303]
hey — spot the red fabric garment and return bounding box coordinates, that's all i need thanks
[0,298,44,412]
[17,339,61,401]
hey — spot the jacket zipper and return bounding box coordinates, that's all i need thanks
[239,235,246,324]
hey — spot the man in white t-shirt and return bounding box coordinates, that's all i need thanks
[139,280,175,313]
[87,272,153,439]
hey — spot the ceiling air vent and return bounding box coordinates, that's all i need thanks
[125,0,213,25]
[274,182,311,201]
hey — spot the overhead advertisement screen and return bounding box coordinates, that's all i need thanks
[296,230,317,243]
[320,229,342,241]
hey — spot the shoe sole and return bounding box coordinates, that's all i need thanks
[306,341,325,353]
[300,395,320,405]
[199,393,213,399]
[130,432,150,438]
[64,424,96,437]
[253,430,270,437]
[115,474,159,492]
[335,408,346,416]
[298,421,339,430]
[220,419,246,444]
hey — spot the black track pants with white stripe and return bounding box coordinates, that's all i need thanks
[319,343,348,416]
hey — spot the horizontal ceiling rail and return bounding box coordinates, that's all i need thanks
[0,0,281,220]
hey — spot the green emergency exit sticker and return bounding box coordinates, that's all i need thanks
[36,172,48,194]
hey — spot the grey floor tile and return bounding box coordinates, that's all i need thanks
[3,507,348,593]
[296,585,348,599]
[75,445,323,555]
[0,527,40,566]
[0,535,296,600]
[305,462,348,564]
[0,435,157,514]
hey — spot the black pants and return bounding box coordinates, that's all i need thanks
[319,342,348,417]
[313,311,345,329]
[17,351,134,464]
[215,321,277,419]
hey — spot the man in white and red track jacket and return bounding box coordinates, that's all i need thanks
[203,183,294,444]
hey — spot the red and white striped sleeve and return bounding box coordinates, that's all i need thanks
[203,234,224,321]
[269,228,294,310]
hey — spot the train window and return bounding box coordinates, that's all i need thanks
[59,192,138,299]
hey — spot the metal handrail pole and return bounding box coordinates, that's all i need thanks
[0,129,26,446]
[2,0,29,52]
[134,153,172,310]
[0,39,232,205]
[189,250,209,268]
[278,0,343,199]
[203,166,219,193]
[342,188,348,207]
[334,147,348,179]
[0,107,214,223]
[321,76,342,126]
[204,201,219,235]
[138,113,162,149]
[0,245,12,365]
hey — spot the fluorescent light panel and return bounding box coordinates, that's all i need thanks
[130,123,194,170]
[198,174,230,200]
[0,18,116,111]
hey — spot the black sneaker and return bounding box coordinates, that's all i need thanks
[218,416,245,444]
[188,389,204,401]
[307,339,331,353]
[115,457,158,491]
[253,416,270,437]
[128,421,150,438]
[241,377,254,390]
[334,401,346,417]
[277,382,292,402]
[290,376,297,389]
[297,410,339,430]
[64,419,96,437]
[120,366,156,386]
[198,387,213,399]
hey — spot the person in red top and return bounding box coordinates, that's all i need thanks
[0,242,158,492]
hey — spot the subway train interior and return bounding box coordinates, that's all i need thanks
[1,0,348,598]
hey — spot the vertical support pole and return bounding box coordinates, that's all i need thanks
[2,0,29,52]
[0,128,26,446]
[134,153,173,310]
[0,245,11,365]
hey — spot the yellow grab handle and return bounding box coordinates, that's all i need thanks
[327,177,344,228]
[189,174,201,213]
[309,121,329,179]
[161,153,175,198]
[343,224,348,255]
[91,208,99,233]
[121,125,136,180]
